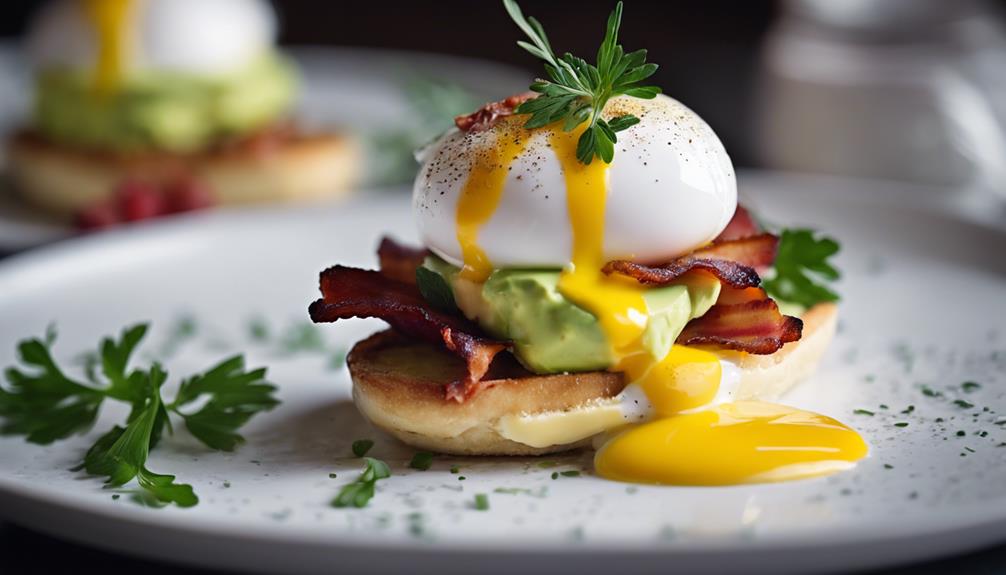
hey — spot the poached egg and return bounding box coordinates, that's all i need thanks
[29,0,278,91]
[413,94,867,486]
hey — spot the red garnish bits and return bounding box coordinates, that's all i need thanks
[74,177,216,231]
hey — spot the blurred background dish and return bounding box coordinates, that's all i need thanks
[0,44,530,249]
[1,0,1004,251]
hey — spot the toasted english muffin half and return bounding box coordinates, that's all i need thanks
[6,130,361,216]
[348,303,838,456]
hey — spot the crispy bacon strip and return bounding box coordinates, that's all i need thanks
[693,233,778,270]
[602,256,761,289]
[308,266,507,401]
[716,205,760,242]
[677,286,802,354]
[602,233,778,288]
[377,236,429,284]
[454,93,534,132]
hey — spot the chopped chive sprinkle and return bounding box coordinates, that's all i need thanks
[961,381,982,393]
[853,409,875,416]
[920,386,942,398]
[879,404,889,410]
[458,476,467,481]
[450,466,460,474]
[883,464,894,470]
[953,400,975,409]
[560,470,581,477]
[112,494,120,500]
[893,422,909,428]
[474,493,489,511]
[956,430,966,437]
[901,405,915,414]
[964,447,976,453]
[351,439,374,457]
[537,461,558,468]
[551,472,559,480]
[328,473,337,479]
[409,452,435,471]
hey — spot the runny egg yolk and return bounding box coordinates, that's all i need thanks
[454,122,867,486]
[595,402,869,485]
[82,0,134,95]
[455,121,531,282]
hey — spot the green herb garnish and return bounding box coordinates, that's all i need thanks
[961,381,982,393]
[504,0,660,164]
[409,451,435,471]
[763,228,840,308]
[853,409,875,416]
[474,493,490,511]
[415,267,459,314]
[953,399,975,409]
[0,324,278,507]
[352,439,375,457]
[332,457,391,508]
[893,422,909,428]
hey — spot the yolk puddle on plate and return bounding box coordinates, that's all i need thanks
[455,119,531,282]
[83,0,134,95]
[456,122,868,486]
[595,401,869,485]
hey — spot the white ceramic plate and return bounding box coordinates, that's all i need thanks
[0,173,1005,575]
[0,44,531,251]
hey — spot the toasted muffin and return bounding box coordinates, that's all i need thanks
[6,130,361,217]
[348,303,838,456]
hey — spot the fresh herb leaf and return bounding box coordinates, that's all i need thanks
[83,364,196,507]
[352,439,375,457]
[504,0,660,164]
[409,451,435,471]
[1,331,105,444]
[474,493,490,511]
[763,228,841,308]
[332,457,391,508]
[961,381,981,393]
[277,322,326,355]
[415,266,458,314]
[136,467,198,508]
[248,316,270,342]
[170,356,278,452]
[853,409,875,416]
[953,399,975,409]
[2,324,278,508]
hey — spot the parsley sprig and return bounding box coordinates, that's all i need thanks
[0,324,279,507]
[332,457,391,508]
[764,229,841,308]
[504,0,660,164]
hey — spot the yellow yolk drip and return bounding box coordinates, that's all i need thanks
[454,122,866,486]
[550,128,650,351]
[595,401,869,485]
[82,0,133,95]
[455,122,531,282]
[621,345,723,415]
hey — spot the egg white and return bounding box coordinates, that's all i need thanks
[414,94,737,269]
[29,0,277,75]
